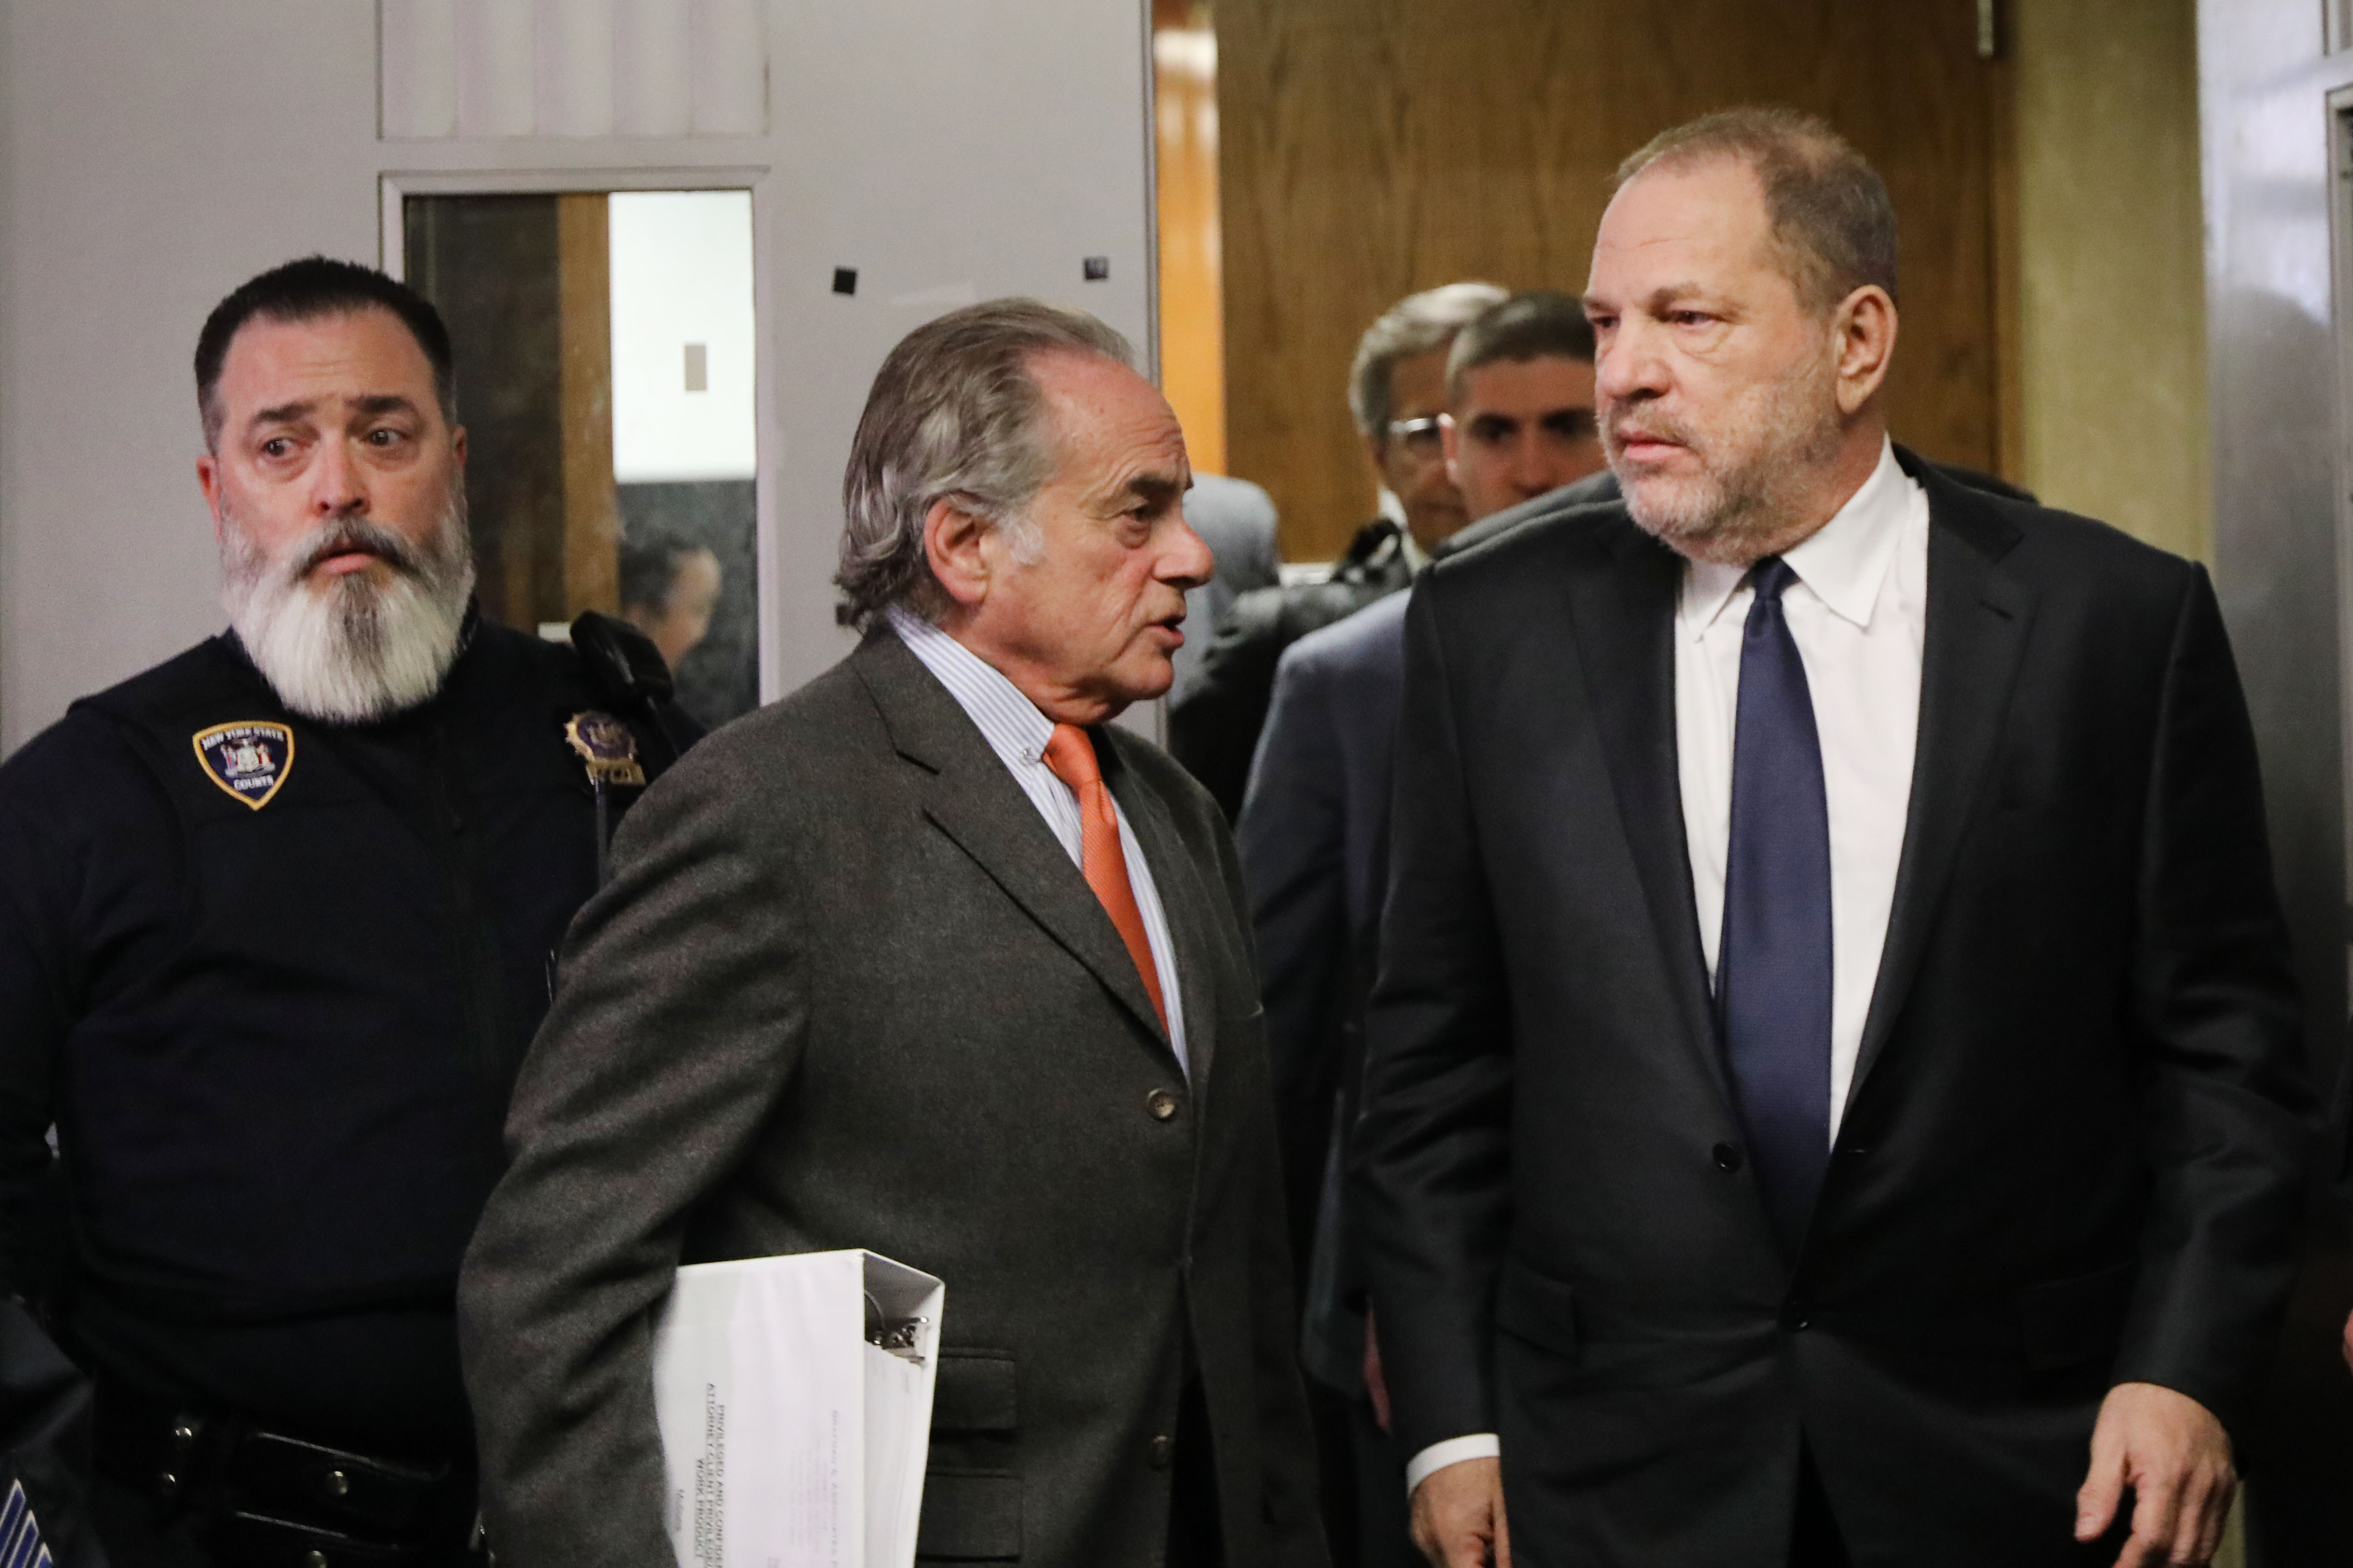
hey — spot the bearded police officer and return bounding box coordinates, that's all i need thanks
[0,258,694,1566]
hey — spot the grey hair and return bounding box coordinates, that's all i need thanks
[1614,107,1898,311]
[1347,281,1508,446]
[836,298,1135,630]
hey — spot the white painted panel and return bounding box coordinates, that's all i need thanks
[609,191,757,481]
[690,0,766,135]
[455,0,537,138]
[381,0,460,138]
[534,0,617,138]
[613,0,693,136]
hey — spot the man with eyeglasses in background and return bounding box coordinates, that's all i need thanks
[1169,282,1505,820]
[1237,289,1605,1568]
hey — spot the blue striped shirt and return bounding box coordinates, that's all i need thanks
[889,608,1189,1073]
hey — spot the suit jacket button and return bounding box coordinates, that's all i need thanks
[1711,1142,1743,1172]
[1149,1434,1176,1469]
[1147,1089,1181,1121]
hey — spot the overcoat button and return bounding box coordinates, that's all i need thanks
[1149,1434,1175,1469]
[1711,1142,1743,1172]
[306,1551,330,1568]
[324,1468,351,1498]
[1147,1089,1181,1121]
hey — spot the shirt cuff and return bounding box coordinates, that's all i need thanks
[1404,1434,1501,1496]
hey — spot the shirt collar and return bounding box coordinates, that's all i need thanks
[1678,438,1912,640]
[886,605,1058,767]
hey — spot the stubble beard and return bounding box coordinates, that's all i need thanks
[1608,351,1845,566]
[219,479,477,724]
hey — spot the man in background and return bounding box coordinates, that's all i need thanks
[458,299,1326,1568]
[0,257,690,1566]
[618,536,723,674]
[1237,289,1606,1568]
[1170,473,1282,706]
[1169,283,1505,818]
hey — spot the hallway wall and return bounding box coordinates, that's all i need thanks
[2013,0,2211,561]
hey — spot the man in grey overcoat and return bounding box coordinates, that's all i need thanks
[457,300,1328,1568]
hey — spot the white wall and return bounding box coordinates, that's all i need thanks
[0,0,1155,750]
[0,2,383,751]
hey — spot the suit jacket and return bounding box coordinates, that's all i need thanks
[1173,474,1282,706]
[1248,466,2035,1401]
[457,629,1326,1568]
[1351,449,2311,1567]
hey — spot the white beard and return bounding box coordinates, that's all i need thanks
[219,485,477,724]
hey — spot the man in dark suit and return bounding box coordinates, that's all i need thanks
[1354,109,2310,1568]
[457,299,1326,1568]
[1238,290,1606,1567]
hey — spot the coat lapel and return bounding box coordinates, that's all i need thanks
[1846,458,2035,1102]
[1559,519,1729,1103]
[851,632,1176,1060]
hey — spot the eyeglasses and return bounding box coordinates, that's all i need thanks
[1386,415,1445,456]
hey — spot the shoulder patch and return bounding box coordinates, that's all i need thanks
[191,721,295,809]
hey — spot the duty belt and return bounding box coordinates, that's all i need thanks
[94,1381,484,1566]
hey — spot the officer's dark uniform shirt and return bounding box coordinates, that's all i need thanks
[0,611,686,1462]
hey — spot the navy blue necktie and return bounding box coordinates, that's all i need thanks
[1716,556,1833,1250]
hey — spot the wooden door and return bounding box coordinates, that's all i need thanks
[1216,0,2008,560]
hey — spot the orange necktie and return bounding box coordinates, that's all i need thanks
[1042,723,1169,1034]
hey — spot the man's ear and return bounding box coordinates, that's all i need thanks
[452,425,468,469]
[923,497,995,612]
[196,453,225,546]
[1833,285,1898,416]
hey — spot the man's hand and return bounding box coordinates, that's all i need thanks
[1411,1456,1509,1568]
[2074,1382,2236,1567]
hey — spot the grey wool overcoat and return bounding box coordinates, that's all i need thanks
[456,626,1328,1568]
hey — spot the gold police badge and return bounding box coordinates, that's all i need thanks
[565,711,645,787]
[191,721,295,810]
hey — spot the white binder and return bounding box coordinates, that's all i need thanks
[651,1249,945,1568]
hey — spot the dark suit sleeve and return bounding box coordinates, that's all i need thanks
[2111,565,2312,1431]
[1236,643,1350,1230]
[1346,580,1516,1457]
[1203,811,1330,1566]
[457,743,809,1567]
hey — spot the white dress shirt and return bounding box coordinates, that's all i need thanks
[889,607,1189,1073]
[1404,440,1929,1497]
[1678,437,1927,1131]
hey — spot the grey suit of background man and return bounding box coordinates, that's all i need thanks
[458,300,1328,1568]
[1358,110,2309,1568]
[1171,472,1282,705]
[1237,289,1606,1568]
